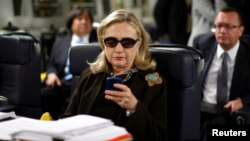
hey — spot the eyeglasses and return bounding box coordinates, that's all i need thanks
[214,23,242,30]
[103,37,139,48]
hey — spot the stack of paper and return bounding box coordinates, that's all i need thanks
[0,114,132,141]
[0,111,16,121]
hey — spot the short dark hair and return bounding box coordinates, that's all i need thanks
[220,7,244,26]
[66,8,93,32]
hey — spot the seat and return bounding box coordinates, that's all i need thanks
[40,27,57,72]
[69,44,204,141]
[150,44,203,141]
[0,32,42,119]
[69,44,101,93]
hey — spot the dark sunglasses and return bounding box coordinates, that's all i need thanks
[103,37,139,48]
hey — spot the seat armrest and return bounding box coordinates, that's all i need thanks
[234,107,250,125]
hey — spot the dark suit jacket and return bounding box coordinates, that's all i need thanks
[65,68,167,141]
[47,29,97,79]
[195,33,250,106]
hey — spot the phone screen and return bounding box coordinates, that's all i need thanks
[106,77,123,91]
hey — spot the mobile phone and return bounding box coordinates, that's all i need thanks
[106,77,123,91]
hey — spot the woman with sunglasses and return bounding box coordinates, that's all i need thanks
[64,9,167,141]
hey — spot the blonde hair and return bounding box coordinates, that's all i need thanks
[89,9,156,74]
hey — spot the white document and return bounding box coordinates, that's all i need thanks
[0,114,120,141]
[68,125,132,141]
[0,111,16,121]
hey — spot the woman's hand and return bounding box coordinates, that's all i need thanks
[104,83,138,111]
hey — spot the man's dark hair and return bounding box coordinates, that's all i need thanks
[220,7,244,26]
[66,8,93,32]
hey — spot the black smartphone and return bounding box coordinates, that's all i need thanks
[106,77,123,91]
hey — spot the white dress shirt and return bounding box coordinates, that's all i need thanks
[71,34,90,47]
[203,41,240,104]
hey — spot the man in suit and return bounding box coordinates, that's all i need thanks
[195,7,250,140]
[41,8,97,119]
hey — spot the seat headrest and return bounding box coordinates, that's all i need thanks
[69,44,102,75]
[0,35,34,64]
[150,45,203,88]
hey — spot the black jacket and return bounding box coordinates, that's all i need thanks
[65,68,167,141]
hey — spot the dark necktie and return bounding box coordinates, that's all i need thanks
[217,52,229,105]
